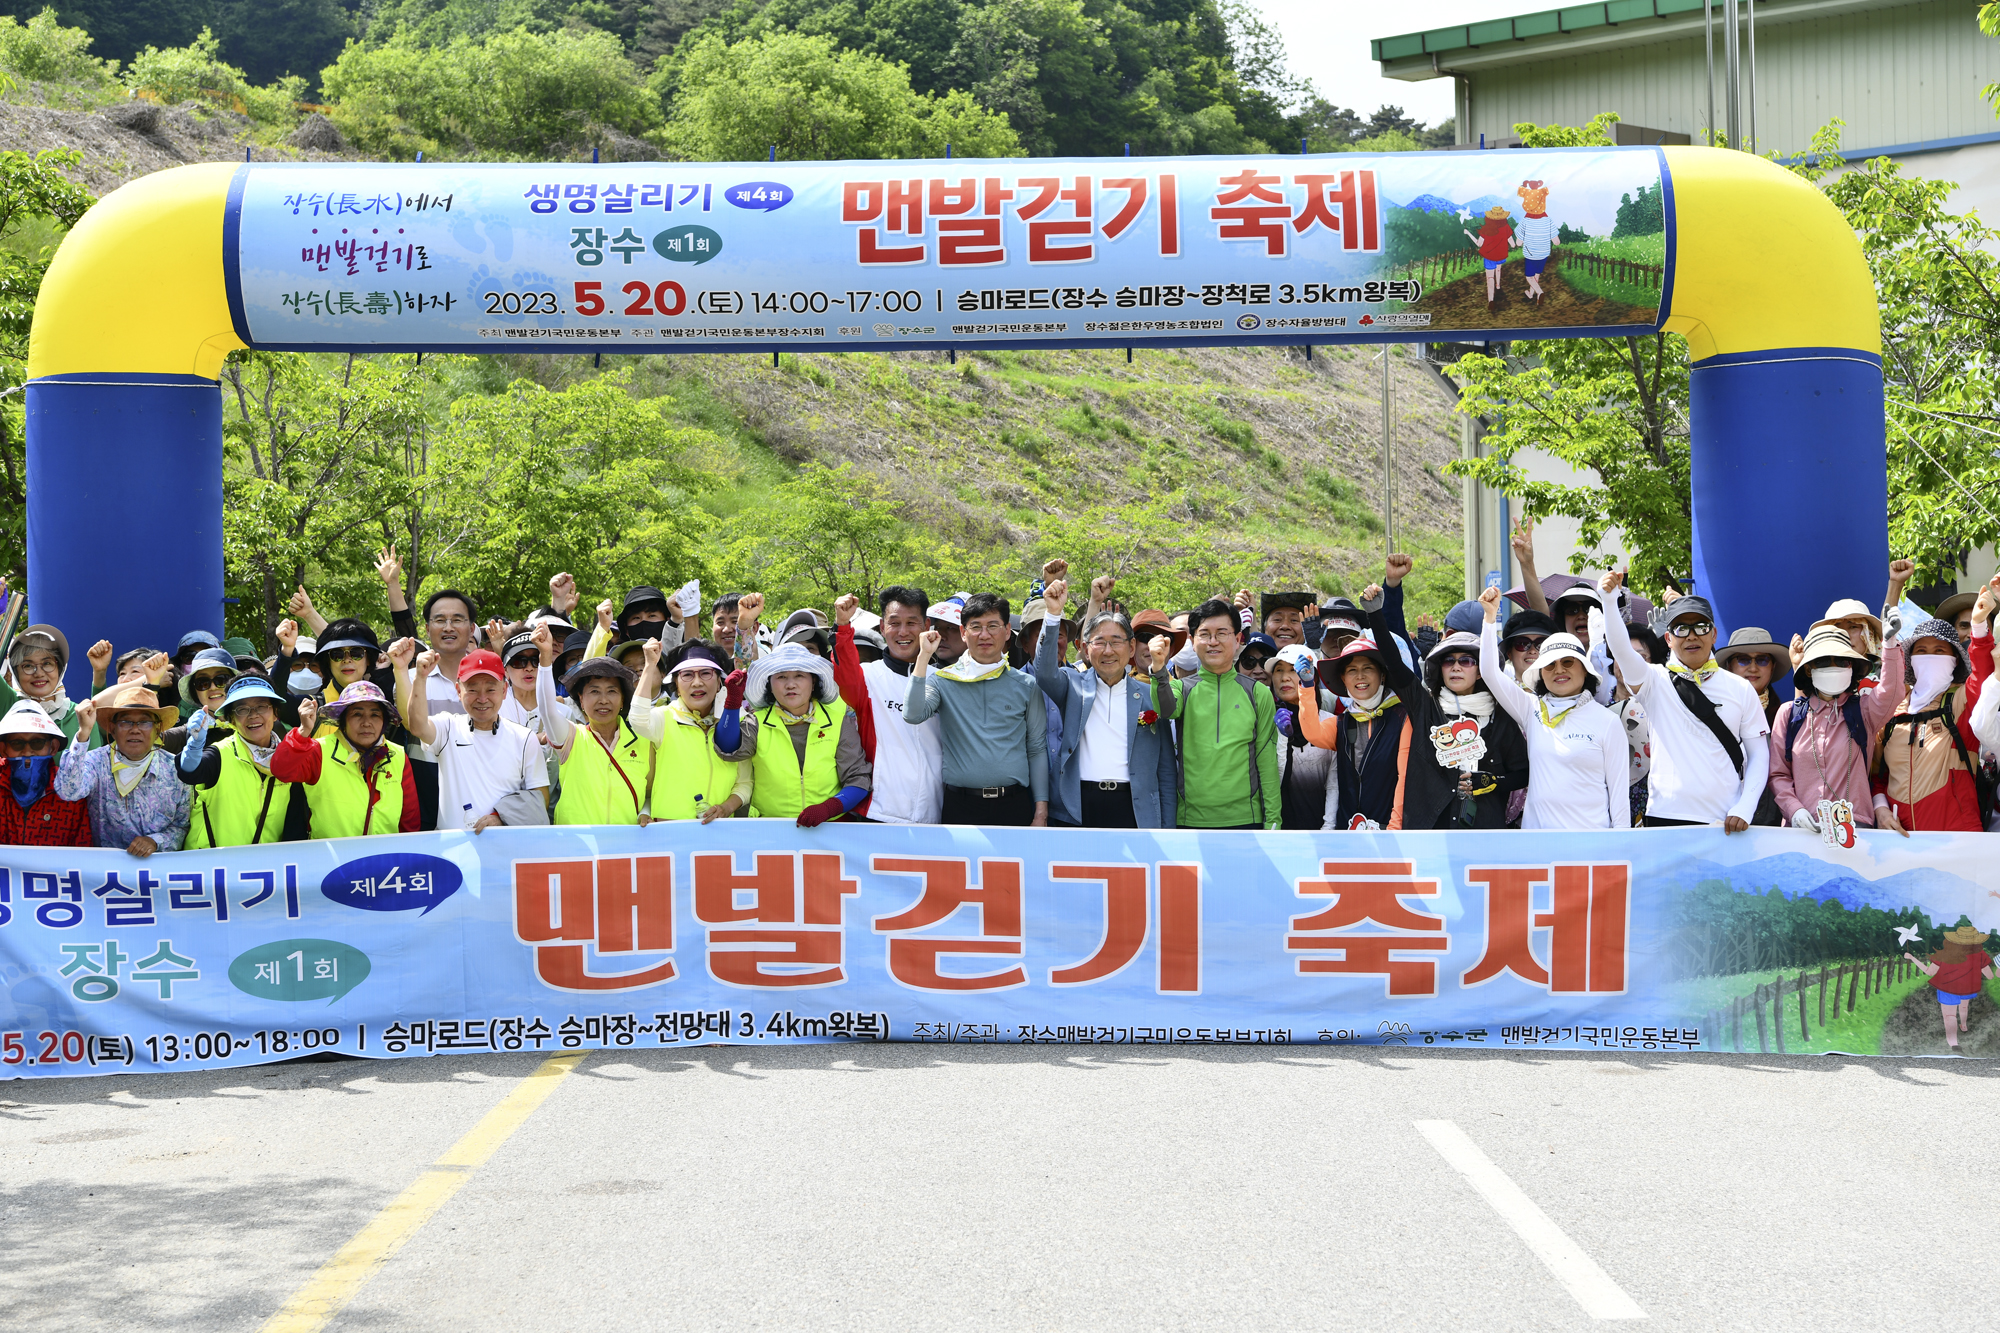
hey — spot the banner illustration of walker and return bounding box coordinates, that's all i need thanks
[230,150,1669,352]
[2,825,1990,1078]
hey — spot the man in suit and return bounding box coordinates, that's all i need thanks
[1032,574,1179,829]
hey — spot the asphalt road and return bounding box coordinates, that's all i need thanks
[2,1043,1992,1331]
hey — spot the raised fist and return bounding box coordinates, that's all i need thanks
[387,637,417,669]
[296,697,319,735]
[1889,557,1915,586]
[1361,583,1382,604]
[1479,586,1502,620]
[1233,588,1253,611]
[1384,553,1413,585]
[141,651,172,685]
[834,593,859,625]
[86,639,113,671]
[736,592,764,622]
[595,598,615,631]
[642,637,663,666]
[1044,578,1068,610]
[1041,558,1068,583]
[917,628,942,658]
[1090,573,1116,602]
[73,699,95,737]
[548,571,578,615]
[1147,635,1172,669]
[275,618,298,652]
[532,621,557,665]
[414,649,439,676]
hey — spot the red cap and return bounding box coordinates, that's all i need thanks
[456,649,506,684]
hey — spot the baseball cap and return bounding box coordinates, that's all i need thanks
[455,649,506,684]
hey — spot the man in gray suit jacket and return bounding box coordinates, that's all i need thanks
[1032,576,1179,828]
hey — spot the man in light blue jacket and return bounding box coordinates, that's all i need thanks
[1032,575,1179,828]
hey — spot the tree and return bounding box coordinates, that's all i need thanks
[0,147,95,586]
[1511,110,1618,148]
[219,352,437,648]
[662,29,1020,161]
[321,23,661,159]
[212,0,353,91]
[420,369,717,616]
[0,0,210,67]
[1793,120,2000,583]
[721,460,912,609]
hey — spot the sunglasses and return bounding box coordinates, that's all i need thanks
[1667,621,1715,639]
[4,736,58,754]
[1438,654,1478,669]
[325,646,372,663]
[188,671,233,692]
[1506,635,1548,652]
[506,654,540,671]
[1730,654,1779,670]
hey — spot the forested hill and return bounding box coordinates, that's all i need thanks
[0,3,1470,639]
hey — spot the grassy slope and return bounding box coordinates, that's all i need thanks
[503,342,1471,615]
[1668,964,1930,1056]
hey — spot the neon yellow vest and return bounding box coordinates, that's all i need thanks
[186,734,294,849]
[302,734,408,839]
[748,698,846,820]
[555,720,653,825]
[651,702,743,821]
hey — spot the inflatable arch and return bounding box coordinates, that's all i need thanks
[25,146,1879,686]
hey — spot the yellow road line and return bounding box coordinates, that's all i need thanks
[261,1053,586,1333]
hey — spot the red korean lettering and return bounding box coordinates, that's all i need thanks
[1159,174,1179,255]
[872,856,1024,991]
[1210,168,1287,256]
[939,218,1003,265]
[1100,177,1147,241]
[1293,171,1380,251]
[928,178,977,217]
[1287,859,1447,997]
[1017,175,1093,263]
[1047,862,1199,992]
[514,856,675,991]
[1461,863,1628,993]
[844,178,924,264]
[695,851,859,988]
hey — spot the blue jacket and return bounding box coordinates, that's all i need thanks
[1033,626,1179,827]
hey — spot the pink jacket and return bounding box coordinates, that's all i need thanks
[1768,636,1906,824]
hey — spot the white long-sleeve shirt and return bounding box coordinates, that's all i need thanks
[1598,587,1769,823]
[1480,622,1630,829]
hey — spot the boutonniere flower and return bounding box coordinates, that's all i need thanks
[1138,708,1160,727]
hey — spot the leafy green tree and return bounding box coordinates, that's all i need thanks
[219,352,439,648]
[212,0,353,91]
[1512,109,1618,147]
[663,29,1020,161]
[0,7,117,88]
[721,460,912,609]
[0,147,94,586]
[124,26,307,126]
[420,369,717,617]
[1793,120,2000,583]
[0,0,209,67]
[322,24,661,159]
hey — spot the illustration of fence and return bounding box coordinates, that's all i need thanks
[1390,248,1667,294]
[1699,955,1915,1053]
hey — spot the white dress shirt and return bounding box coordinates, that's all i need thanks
[1076,670,1131,783]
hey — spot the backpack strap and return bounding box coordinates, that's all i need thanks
[1783,695,1810,766]
[1785,694,1872,767]
[1671,673,1745,776]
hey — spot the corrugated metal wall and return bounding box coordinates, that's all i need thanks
[1462,0,1998,154]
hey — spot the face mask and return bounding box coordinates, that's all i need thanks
[1810,666,1853,697]
[289,669,322,695]
[1911,654,1956,704]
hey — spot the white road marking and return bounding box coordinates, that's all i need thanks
[1416,1119,1647,1321]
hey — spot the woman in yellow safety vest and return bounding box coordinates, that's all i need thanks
[270,680,418,838]
[629,639,750,821]
[552,656,653,825]
[714,642,871,826]
[177,675,305,848]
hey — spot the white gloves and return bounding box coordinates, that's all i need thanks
[1791,807,1819,832]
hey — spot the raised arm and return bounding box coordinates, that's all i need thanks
[1033,577,1074,708]
[1596,573,1652,695]
[1477,589,1534,728]
[628,636,666,745]
[1380,554,1413,643]
[1511,513,1549,615]
[904,629,944,725]
[403,647,439,749]
[830,595,876,760]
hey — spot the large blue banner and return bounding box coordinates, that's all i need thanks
[227,149,1670,354]
[1,824,1990,1077]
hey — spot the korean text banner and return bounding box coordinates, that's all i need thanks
[2,823,1987,1078]
[227,149,1671,355]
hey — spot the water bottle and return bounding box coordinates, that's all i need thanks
[693,792,709,820]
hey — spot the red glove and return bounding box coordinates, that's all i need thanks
[723,669,748,710]
[796,797,844,828]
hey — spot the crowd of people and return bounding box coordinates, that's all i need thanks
[1,521,1996,853]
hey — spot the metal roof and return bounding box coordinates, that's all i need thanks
[1373,0,1922,78]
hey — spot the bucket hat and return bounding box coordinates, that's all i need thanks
[1519,632,1601,694]
[92,679,179,733]
[746,643,837,708]
[217,674,285,721]
[1715,627,1792,682]
[0,698,64,738]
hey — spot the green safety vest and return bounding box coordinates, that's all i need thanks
[302,734,407,839]
[748,699,846,821]
[651,702,743,821]
[186,734,294,849]
[555,720,653,826]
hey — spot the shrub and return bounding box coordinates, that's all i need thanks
[0,8,116,88]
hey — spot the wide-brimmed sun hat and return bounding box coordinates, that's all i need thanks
[1519,632,1600,694]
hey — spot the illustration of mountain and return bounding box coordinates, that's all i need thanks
[1459,193,1513,216]
[1670,852,1984,915]
[1396,193,1463,215]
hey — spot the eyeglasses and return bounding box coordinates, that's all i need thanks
[1087,636,1131,649]
[1439,654,1478,669]
[230,701,275,718]
[111,715,157,731]
[428,615,471,628]
[679,669,721,684]
[325,647,371,663]
[3,736,58,754]
[1192,630,1234,644]
[188,672,233,692]
[1667,621,1715,639]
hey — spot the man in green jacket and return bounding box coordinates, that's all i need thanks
[1147,598,1280,830]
